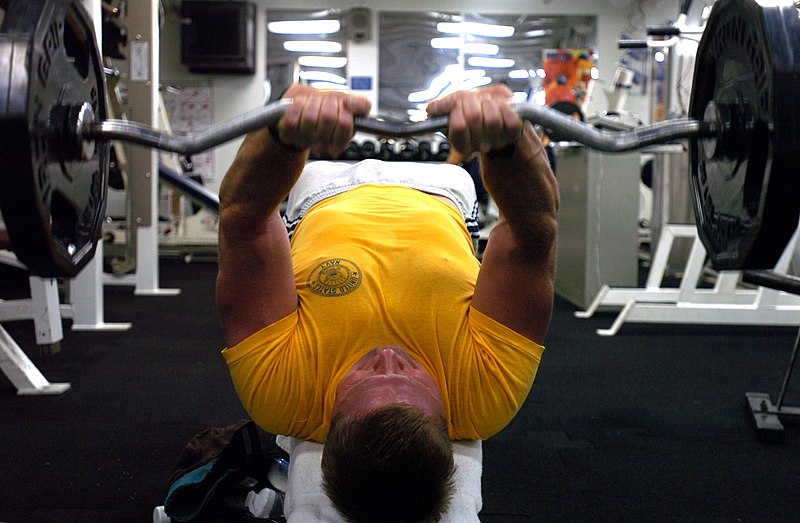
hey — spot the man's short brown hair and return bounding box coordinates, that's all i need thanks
[321,403,456,523]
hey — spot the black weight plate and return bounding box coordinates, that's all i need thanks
[689,0,800,270]
[0,0,109,277]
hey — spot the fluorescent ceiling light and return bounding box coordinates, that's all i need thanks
[408,64,488,103]
[467,56,515,68]
[299,70,347,84]
[462,69,488,80]
[283,41,343,53]
[437,21,514,38]
[308,81,348,91]
[268,20,340,34]
[523,29,552,38]
[431,76,493,102]
[460,76,492,90]
[464,43,499,55]
[536,68,546,78]
[298,56,347,68]
[430,37,461,49]
[430,38,499,55]
[407,109,429,122]
[508,69,531,79]
[512,91,529,103]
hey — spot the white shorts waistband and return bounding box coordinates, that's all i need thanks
[283,160,480,240]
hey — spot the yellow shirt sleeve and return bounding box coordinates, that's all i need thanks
[222,312,316,438]
[447,307,545,440]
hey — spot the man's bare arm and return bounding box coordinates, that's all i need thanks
[216,128,307,347]
[216,86,372,347]
[474,123,559,344]
[427,87,559,344]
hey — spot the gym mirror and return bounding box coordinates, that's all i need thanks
[266,10,597,122]
[379,12,596,121]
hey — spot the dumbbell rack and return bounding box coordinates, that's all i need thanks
[311,137,453,163]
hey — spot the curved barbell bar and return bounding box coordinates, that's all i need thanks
[85,99,718,156]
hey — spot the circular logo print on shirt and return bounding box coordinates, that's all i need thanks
[307,258,362,297]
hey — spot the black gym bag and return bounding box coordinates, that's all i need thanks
[163,419,289,522]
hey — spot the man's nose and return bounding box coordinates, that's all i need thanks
[373,347,406,374]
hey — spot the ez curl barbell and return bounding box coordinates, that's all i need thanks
[0,0,798,277]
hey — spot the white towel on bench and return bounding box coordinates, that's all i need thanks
[276,436,483,523]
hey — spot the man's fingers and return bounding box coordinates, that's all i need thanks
[345,94,372,117]
[460,94,484,152]
[326,98,357,155]
[305,92,362,156]
[317,95,342,139]
[426,93,458,117]
[296,95,322,140]
[428,88,526,154]
[500,102,524,141]
[481,96,504,151]
[280,93,305,129]
[445,97,470,154]
[278,85,522,155]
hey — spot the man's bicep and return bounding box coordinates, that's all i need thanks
[471,221,555,345]
[216,212,298,347]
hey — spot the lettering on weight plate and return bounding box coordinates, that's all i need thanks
[307,258,362,297]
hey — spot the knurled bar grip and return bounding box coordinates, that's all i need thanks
[85,99,716,156]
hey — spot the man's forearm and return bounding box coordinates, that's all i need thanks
[218,128,308,235]
[480,123,560,254]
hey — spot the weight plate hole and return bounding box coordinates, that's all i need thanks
[50,191,78,253]
[64,6,90,80]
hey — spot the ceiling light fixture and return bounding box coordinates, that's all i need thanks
[407,109,429,122]
[459,76,493,90]
[508,69,531,79]
[298,70,347,84]
[268,20,341,34]
[308,81,348,91]
[408,64,487,103]
[283,41,343,53]
[522,29,552,38]
[430,37,462,49]
[436,21,514,38]
[512,91,529,103]
[467,56,515,68]
[297,56,348,68]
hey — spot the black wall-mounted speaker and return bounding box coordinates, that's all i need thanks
[181,1,256,74]
[347,7,371,43]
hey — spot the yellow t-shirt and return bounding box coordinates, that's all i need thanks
[223,185,544,442]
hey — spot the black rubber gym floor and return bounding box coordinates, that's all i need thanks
[1,258,798,522]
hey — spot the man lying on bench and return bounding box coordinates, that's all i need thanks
[216,83,558,522]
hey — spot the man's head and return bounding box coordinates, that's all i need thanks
[322,346,456,523]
